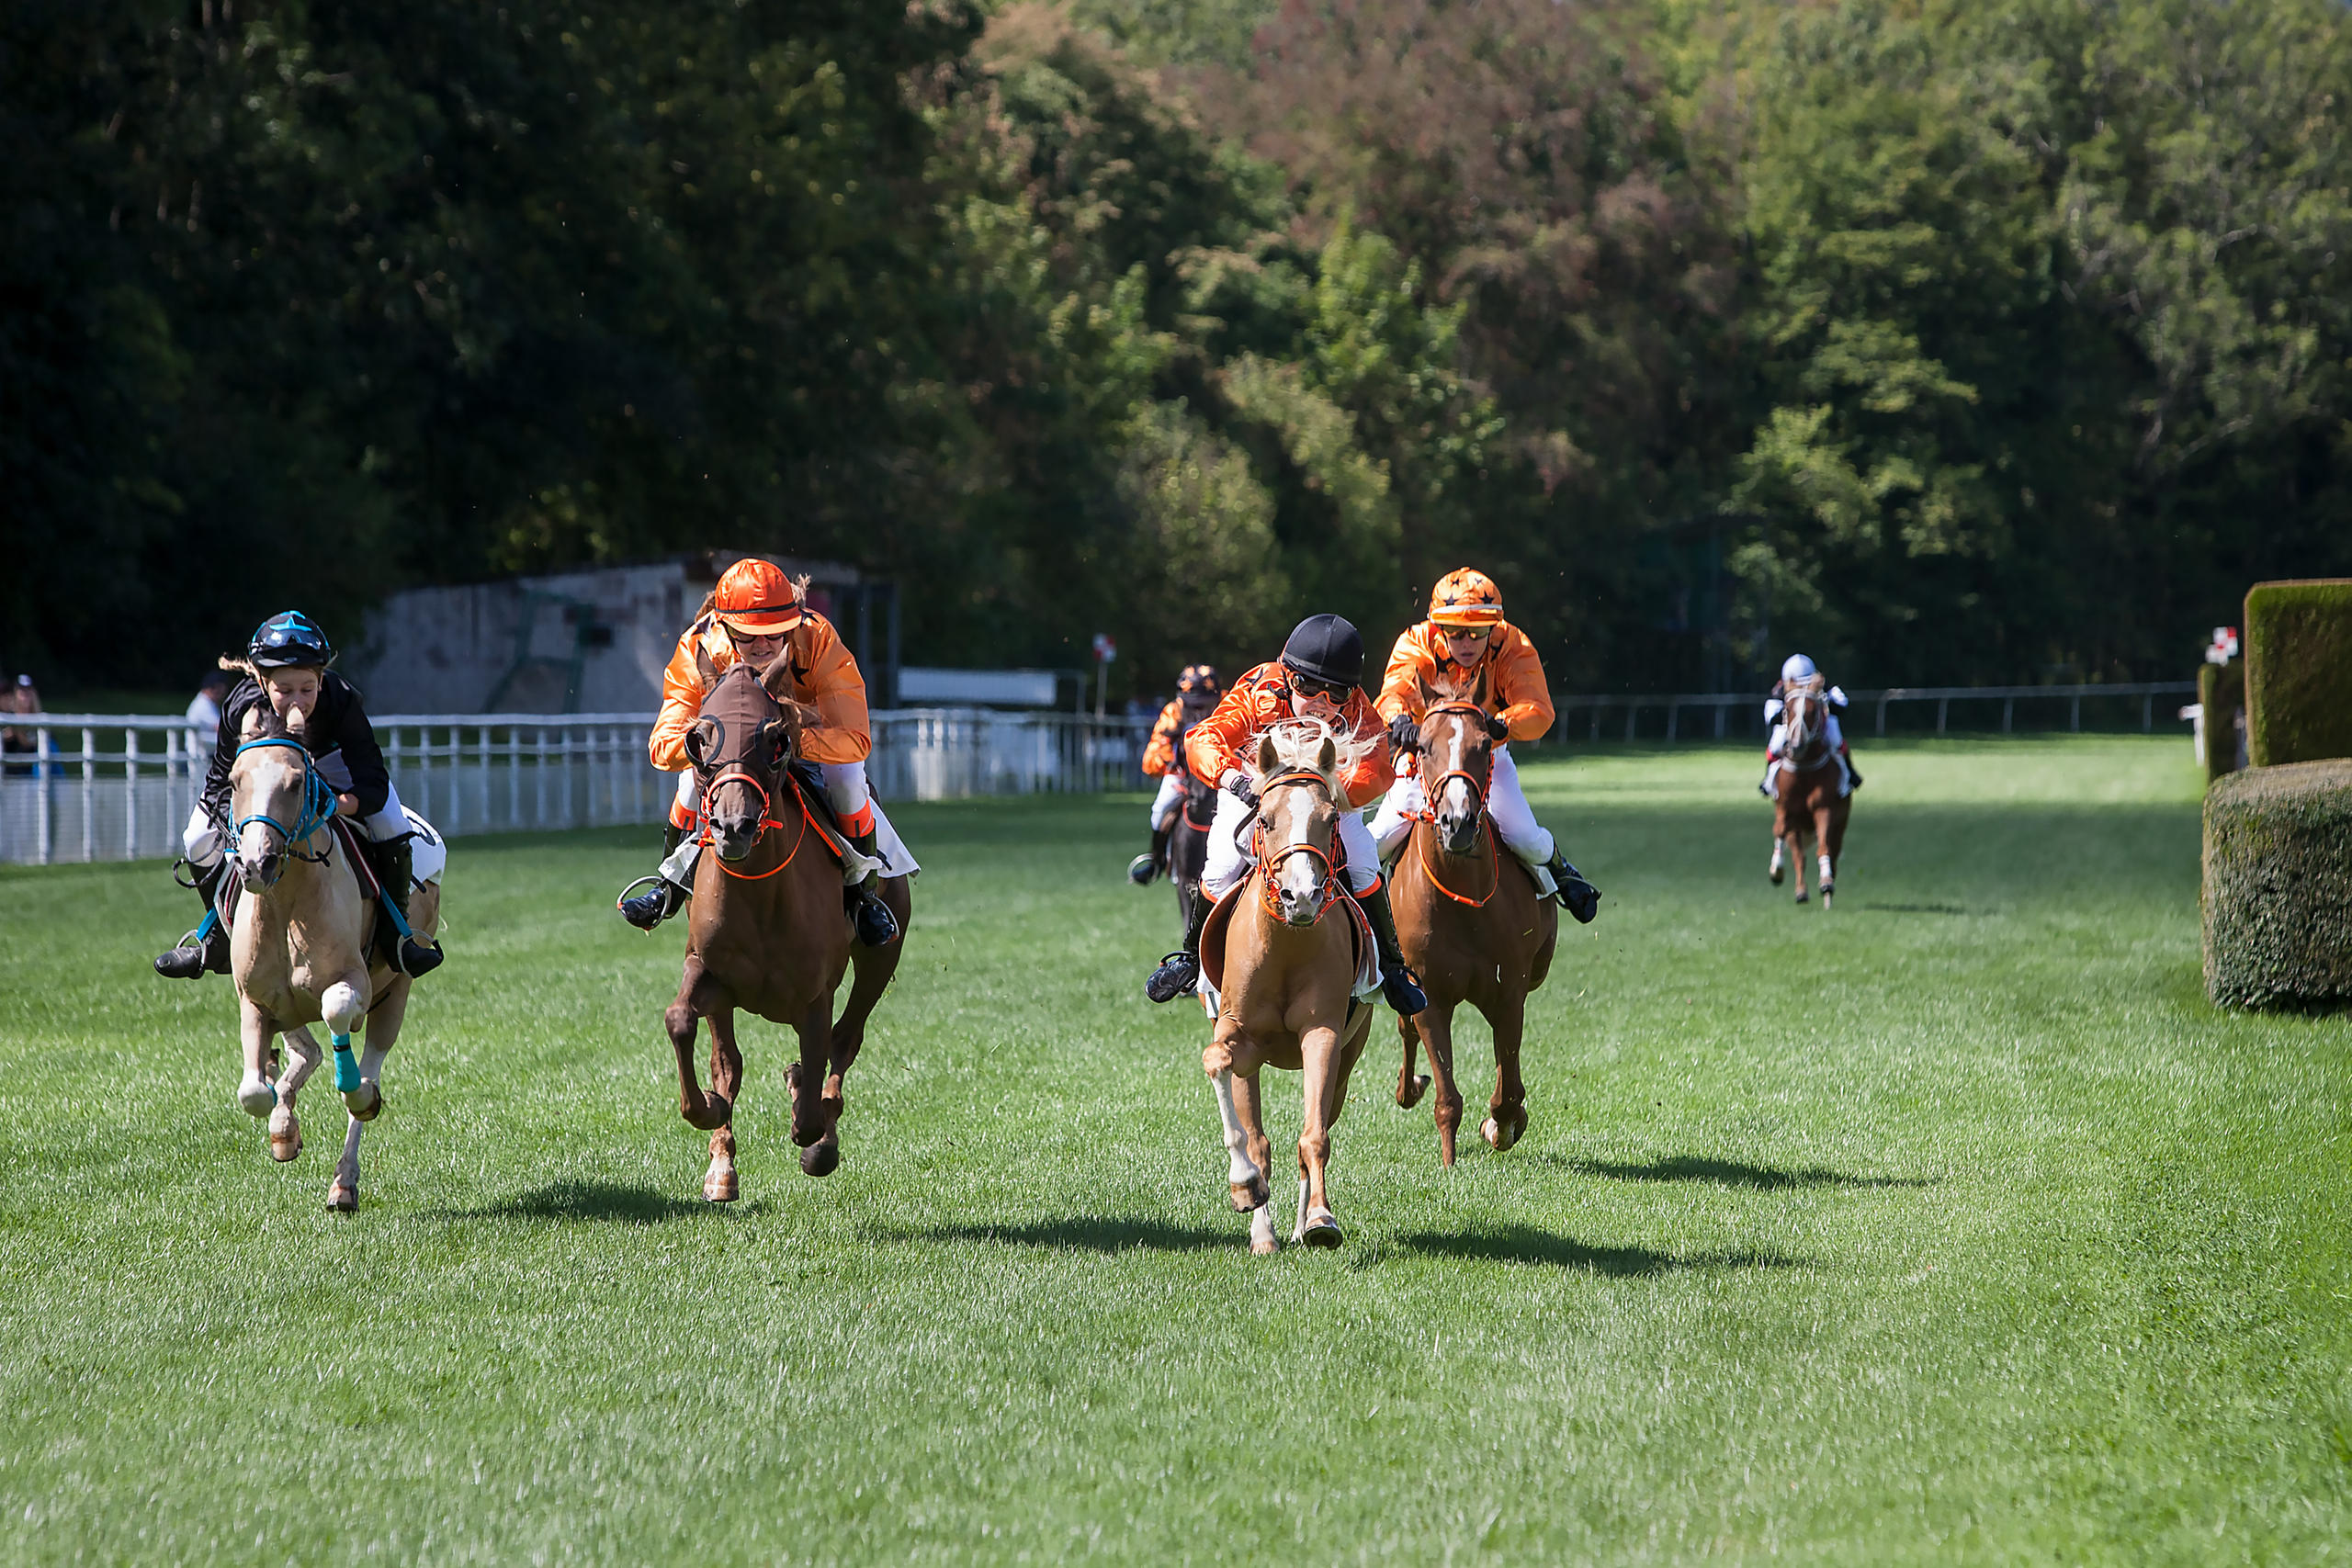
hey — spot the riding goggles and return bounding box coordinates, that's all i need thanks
[1288,673,1350,702]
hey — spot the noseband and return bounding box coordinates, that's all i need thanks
[1251,770,1344,921]
[231,738,335,872]
[1418,701,1495,816]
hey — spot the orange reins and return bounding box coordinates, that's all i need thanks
[698,767,821,881]
[1407,702,1502,908]
[1250,769,1345,922]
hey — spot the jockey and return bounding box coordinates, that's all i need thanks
[1370,570,1600,923]
[1758,653,1863,796]
[1128,663,1219,886]
[618,558,902,947]
[155,612,444,980]
[1143,615,1428,1017]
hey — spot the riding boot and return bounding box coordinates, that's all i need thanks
[1146,886,1212,1002]
[1542,850,1602,924]
[846,828,900,946]
[1355,882,1429,1017]
[154,861,232,979]
[379,837,444,976]
[620,824,693,931]
[1128,824,1171,886]
[1758,760,1776,798]
[1843,748,1863,790]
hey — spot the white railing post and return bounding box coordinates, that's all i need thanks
[124,727,140,859]
[80,727,96,863]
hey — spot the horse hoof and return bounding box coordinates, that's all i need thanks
[1794,890,1809,904]
[1249,1208,1281,1256]
[1769,862,1784,886]
[267,1111,302,1162]
[237,1076,277,1118]
[800,1140,840,1179]
[345,1082,383,1122]
[704,1166,740,1202]
[1396,1073,1430,1110]
[1484,1112,1525,1152]
[326,1182,357,1213]
[1300,1210,1343,1248]
[1230,1175,1270,1213]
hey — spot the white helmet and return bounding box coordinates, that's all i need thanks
[1781,653,1817,682]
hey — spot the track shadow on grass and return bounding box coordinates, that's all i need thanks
[906,1217,1231,1253]
[424,1179,725,1226]
[1548,1154,1934,1190]
[1390,1225,1805,1274]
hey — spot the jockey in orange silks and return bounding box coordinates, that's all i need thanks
[617,558,904,946]
[1758,652,1862,797]
[1369,570,1600,922]
[1128,663,1219,886]
[1142,615,1428,1017]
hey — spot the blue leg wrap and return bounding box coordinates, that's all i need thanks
[333,1035,360,1093]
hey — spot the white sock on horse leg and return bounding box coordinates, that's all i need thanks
[1213,1069,1258,1190]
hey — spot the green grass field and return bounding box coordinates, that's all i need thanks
[3,737,2347,1563]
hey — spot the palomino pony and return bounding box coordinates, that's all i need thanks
[1770,679,1851,907]
[1198,720,1378,1255]
[1388,701,1558,1165]
[222,705,438,1211]
[663,651,911,1199]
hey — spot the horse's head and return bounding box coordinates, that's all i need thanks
[684,648,816,863]
[1249,718,1367,926]
[1416,701,1498,855]
[228,704,326,889]
[1781,677,1827,761]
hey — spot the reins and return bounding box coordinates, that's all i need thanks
[1250,769,1345,922]
[1406,702,1502,907]
[698,764,818,881]
[230,737,335,867]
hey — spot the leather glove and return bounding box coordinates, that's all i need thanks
[1225,772,1260,811]
[1386,714,1419,754]
[1485,715,1511,741]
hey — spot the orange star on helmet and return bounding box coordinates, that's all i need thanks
[713,558,806,636]
[1429,568,1504,627]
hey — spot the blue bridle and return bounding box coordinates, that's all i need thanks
[231,737,337,865]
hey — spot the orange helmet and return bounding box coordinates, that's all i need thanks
[712,558,804,636]
[1429,568,1503,627]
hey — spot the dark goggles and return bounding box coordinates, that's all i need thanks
[1288,672,1350,702]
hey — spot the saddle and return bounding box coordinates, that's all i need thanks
[1194,879,1382,1021]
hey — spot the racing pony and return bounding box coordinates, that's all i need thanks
[220,705,440,1211]
[1770,678,1851,906]
[1164,769,1216,940]
[1386,700,1558,1164]
[1195,720,1379,1254]
[662,650,911,1198]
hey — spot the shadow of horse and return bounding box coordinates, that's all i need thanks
[899,1217,1234,1253]
[1388,1225,1808,1274]
[423,1179,732,1225]
[1547,1154,1936,1190]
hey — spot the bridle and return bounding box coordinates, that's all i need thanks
[1782,682,1830,768]
[1250,769,1344,921]
[231,737,335,879]
[1417,701,1494,816]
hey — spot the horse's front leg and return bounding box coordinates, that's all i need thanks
[1233,1066,1279,1257]
[237,998,280,1120]
[1295,1022,1343,1247]
[1788,828,1810,903]
[788,995,837,1175]
[268,1026,323,1162]
[327,1029,396,1213]
[1204,1027,1269,1214]
[665,957,725,1131]
[1814,804,1838,907]
[1481,991,1529,1153]
[1417,1002,1464,1167]
[1394,1010,1428,1109]
[703,1008,742,1201]
[1768,830,1787,885]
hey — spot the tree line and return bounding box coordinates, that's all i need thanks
[6,0,2347,697]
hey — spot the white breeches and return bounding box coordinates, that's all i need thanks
[1148,771,1187,830]
[184,779,409,870]
[673,761,872,825]
[1369,743,1554,864]
[1201,785,1381,899]
[1767,715,1845,759]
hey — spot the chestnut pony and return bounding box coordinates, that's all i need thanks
[1199,720,1378,1255]
[1769,678,1851,907]
[662,650,911,1199]
[1386,701,1558,1165]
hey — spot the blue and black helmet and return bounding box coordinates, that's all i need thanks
[248,611,334,670]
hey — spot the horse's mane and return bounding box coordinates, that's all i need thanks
[1249,716,1374,797]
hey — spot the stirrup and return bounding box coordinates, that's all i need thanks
[397,936,445,977]
[854,892,900,947]
[154,937,209,980]
[1379,960,1428,1017]
[616,874,684,931]
[1146,950,1199,1003]
[1126,852,1159,886]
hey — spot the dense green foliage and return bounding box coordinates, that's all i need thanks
[2202,756,2352,1009]
[2244,579,2352,766]
[5,739,2349,1559]
[7,0,2351,694]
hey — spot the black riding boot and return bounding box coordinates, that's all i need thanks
[1843,750,1863,790]
[621,824,692,931]
[1128,823,1171,886]
[847,828,900,946]
[154,861,232,979]
[1146,886,1213,1002]
[379,837,443,976]
[1542,849,1602,924]
[1355,881,1428,1017]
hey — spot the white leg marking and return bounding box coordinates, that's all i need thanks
[236,1071,277,1118]
[1214,1069,1260,1190]
[1292,1174,1311,1244]
[1249,1205,1280,1254]
[321,981,367,1038]
[1818,853,1833,884]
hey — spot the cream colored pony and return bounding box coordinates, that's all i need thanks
[223,705,438,1210]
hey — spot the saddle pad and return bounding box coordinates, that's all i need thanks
[1195,878,1382,1021]
[403,807,447,884]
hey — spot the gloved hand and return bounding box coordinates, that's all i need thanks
[1485,715,1511,741]
[1224,771,1260,812]
[1386,713,1419,754]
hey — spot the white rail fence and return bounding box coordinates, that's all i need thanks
[1550,682,2199,743]
[0,710,1156,866]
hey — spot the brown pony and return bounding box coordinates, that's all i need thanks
[1198,720,1378,1255]
[1770,679,1851,907]
[662,652,912,1198]
[1387,702,1559,1164]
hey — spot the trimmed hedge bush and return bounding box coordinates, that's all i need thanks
[2199,660,2245,783]
[2245,579,2352,766]
[2203,758,2352,1010]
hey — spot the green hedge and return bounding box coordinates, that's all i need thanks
[2203,758,2352,1010]
[2245,579,2352,766]
[2199,660,2245,784]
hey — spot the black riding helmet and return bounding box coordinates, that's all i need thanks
[248,610,334,670]
[1279,614,1363,691]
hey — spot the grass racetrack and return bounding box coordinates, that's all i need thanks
[3,736,2348,1563]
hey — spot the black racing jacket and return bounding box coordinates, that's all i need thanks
[199,671,392,822]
